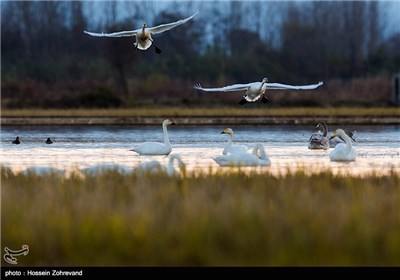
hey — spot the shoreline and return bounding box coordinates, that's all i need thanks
[2,116,399,125]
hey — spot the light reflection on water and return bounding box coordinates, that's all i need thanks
[1,125,399,176]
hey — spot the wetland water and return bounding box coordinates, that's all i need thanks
[1,124,399,176]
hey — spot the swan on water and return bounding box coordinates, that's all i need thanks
[84,12,198,54]
[308,122,330,150]
[221,128,248,155]
[130,119,176,155]
[194,78,323,105]
[136,154,185,176]
[213,143,271,167]
[329,129,357,162]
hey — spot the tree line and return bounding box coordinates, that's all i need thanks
[1,1,399,108]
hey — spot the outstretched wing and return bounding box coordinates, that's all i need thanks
[266,81,323,90]
[84,28,141,37]
[148,12,198,34]
[193,83,252,93]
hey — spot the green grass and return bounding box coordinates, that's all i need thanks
[1,167,400,266]
[1,107,400,118]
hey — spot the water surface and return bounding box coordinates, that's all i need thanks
[1,125,399,176]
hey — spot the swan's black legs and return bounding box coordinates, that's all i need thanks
[154,45,162,54]
[239,98,247,105]
[261,95,269,103]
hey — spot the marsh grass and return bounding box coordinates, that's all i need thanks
[1,167,400,266]
[2,107,399,118]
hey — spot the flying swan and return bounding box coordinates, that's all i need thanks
[84,12,198,54]
[130,119,176,155]
[213,143,271,167]
[329,129,357,162]
[194,78,323,105]
[221,128,248,155]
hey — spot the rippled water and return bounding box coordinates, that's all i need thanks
[1,125,399,176]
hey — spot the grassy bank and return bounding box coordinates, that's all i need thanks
[2,167,400,266]
[2,107,400,118]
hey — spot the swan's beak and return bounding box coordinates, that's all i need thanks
[170,121,176,125]
[329,136,335,140]
[220,131,225,134]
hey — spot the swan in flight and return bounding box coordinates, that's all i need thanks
[130,119,176,155]
[213,143,271,167]
[194,78,323,105]
[136,154,185,176]
[329,129,357,161]
[221,128,248,155]
[84,12,198,54]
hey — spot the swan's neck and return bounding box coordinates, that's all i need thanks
[342,133,352,152]
[259,81,266,91]
[253,144,266,159]
[168,156,184,173]
[141,25,146,34]
[321,123,328,137]
[163,123,171,146]
[227,133,233,146]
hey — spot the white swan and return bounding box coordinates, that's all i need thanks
[213,143,271,167]
[84,12,198,54]
[308,122,329,150]
[81,163,132,175]
[329,129,357,161]
[221,128,248,155]
[136,154,185,176]
[194,78,323,105]
[131,119,176,155]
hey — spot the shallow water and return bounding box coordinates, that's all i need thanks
[1,125,399,176]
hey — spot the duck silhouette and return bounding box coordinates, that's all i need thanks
[45,138,53,144]
[12,137,20,144]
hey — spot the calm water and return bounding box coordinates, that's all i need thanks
[1,125,399,175]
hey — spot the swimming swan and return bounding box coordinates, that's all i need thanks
[329,129,357,161]
[308,122,330,150]
[194,78,323,105]
[130,119,176,155]
[213,143,271,167]
[221,128,248,155]
[84,12,198,54]
[136,154,185,176]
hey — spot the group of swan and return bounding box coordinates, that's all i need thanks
[307,122,357,161]
[308,121,355,150]
[80,154,186,177]
[194,78,324,105]
[84,12,198,54]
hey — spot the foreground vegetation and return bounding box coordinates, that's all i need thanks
[2,167,400,266]
[2,107,400,118]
